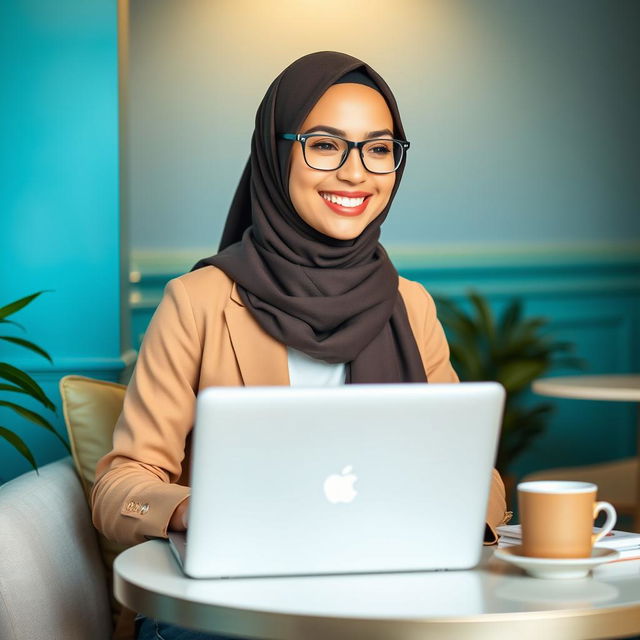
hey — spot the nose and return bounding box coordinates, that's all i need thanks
[336,147,366,184]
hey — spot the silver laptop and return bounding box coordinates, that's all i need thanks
[169,382,504,579]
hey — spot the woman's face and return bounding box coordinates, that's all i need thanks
[288,83,396,241]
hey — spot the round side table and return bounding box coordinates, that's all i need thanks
[115,540,640,639]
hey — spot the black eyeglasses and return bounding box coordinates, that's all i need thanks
[279,133,410,174]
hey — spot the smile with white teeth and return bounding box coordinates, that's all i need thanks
[320,192,367,207]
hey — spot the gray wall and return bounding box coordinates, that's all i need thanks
[128,0,640,254]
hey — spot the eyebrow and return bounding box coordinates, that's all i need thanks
[302,125,394,138]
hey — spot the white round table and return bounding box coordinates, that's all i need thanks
[532,375,640,403]
[114,540,640,639]
[532,374,640,530]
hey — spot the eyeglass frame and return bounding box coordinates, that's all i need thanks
[279,133,410,174]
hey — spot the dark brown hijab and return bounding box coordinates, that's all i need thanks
[192,51,427,383]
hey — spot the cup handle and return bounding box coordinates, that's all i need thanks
[591,501,617,545]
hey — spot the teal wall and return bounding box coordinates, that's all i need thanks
[0,1,125,482]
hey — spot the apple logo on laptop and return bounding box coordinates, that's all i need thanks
[323,465,358,503]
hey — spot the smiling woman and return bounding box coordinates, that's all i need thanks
[286,82,398,240]
[91,51,508,640]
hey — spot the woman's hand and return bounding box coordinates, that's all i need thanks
[169,497,189,532]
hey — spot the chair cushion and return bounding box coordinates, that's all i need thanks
[59,374,134,638]
[60,375,126,501]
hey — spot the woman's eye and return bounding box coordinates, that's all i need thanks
[310,141,339,152]
[369,145,391,155]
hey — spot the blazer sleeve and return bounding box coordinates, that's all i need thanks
[404,280,509,543]
[414,284,458,383]
[91,278,200,545]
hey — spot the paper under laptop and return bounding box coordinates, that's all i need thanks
[169,382,505,578]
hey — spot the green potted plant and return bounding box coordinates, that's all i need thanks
[435,291,582,476]
[0,292,69,471]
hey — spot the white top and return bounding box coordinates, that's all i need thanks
[532,375,640,402]
[287,347,346,386]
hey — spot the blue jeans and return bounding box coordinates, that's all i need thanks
[135,614,240,640]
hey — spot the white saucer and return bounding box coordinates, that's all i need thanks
[493,545,620,579]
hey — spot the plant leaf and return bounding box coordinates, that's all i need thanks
[499,330,560,360]
[517,317,548,334]
[497,359,548,393]
[498,299,522,339]
[0,400,70,452]
[434,296,479,341]
[0,426,38,472]
[501,404,553,434]
[433,296,463,315]
[449,342,484,381]
[0,291,50,321]
[0,383,28,395]
[497,420,547,472]
[0,363,56,411]
[469,291,496,343]
[0,319,26,331]
[0,336,53,363]
[441,315,479,344]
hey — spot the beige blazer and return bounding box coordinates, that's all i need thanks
[92,265,507,546]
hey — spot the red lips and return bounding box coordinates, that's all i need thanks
[320,190,372,197]
[318,191,372,217]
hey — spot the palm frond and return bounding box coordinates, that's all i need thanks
[0,319,26,331]
[0,290,60,473]
[0,383,28,395]
[0,336,53,363]
[0,426,38,472]
[0,292,50,321]
[469,290,496,345]
[0,400,69,452]
[497,359,548,394]
[498,299,522,338]
[0,363,56,412]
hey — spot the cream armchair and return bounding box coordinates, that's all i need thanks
[0,457,112,640]
[0,375,132,640]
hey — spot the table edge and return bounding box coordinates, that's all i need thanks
[532,378,640,402]
[114,542,640,640]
